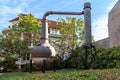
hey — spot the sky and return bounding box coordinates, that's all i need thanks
[0,0,118,41]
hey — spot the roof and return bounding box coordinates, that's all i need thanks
[9,14,62,29]
[9,17,19,22]
[9,14,27,22]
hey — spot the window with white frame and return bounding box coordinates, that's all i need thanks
[50,29,60,34]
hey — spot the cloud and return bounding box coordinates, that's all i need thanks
[0,5,24,31]
[92,0,118,41]
[0,0,36,16]
[0,0,36,31]
[0,5,23,16]
[92,16,108,41]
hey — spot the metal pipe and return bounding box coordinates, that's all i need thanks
[39,2,92,54]
[41,17,49,43]
[41,11,84,42]
[84,2,91,45]
[43,11,84,19]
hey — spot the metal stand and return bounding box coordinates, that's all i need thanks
[29,59,32,73]
[42,60,46,73]
[81,44,97,69]
[53,60,56,72]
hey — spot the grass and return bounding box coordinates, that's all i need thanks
[0,69,120,80]
[0,72,27,80]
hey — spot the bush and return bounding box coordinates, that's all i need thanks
[63,46,120,69]
[1,55,18,72]
[96,46,120,69]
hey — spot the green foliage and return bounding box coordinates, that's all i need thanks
[57,16,84,48]
[53,16,95,61]
[64,46,120,69]
[51,17,84,61]
[0,35,31,71]
[54,55,64,69]
[64,49,80,68]
[11,13,41,46]
[1,35,30,59]
[12,13,41,34]
[0,69,120,80]
[0,13,42,71]
[96,46,120,69]
[0,54,18,71]
[0,72,27,80]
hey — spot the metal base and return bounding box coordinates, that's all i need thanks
[53,60,56,72]
[42,60,46,73]
[77,44,97,69]
[29,59,32,73]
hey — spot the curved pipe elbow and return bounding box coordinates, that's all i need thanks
[43,11,53,19]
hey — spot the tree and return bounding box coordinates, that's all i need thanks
[12,13,41,34]
[0,13,42,71]
[12,13,41,45]
[1,13,42,59]
[58,16,84,47]
[51,16,84,60]
[0,34,4,56]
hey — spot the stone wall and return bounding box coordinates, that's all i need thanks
[94,38,109,48]
[108,1,120,47]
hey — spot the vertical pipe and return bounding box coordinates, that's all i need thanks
[84,2,92,45]
[41,17,49,43]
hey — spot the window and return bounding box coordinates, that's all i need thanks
[50,29,60,34]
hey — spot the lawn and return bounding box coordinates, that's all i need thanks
[0,69,120,80]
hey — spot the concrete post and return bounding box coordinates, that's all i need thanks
[84,2,92,45]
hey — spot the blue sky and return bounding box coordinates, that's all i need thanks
[0,0,118,41]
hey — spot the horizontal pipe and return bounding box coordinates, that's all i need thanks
[43,11,84,19]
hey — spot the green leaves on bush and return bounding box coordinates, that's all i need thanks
[62,46,120,69]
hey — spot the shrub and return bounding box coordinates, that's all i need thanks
[96,46,120,69]
[1,54,18,72]
[64,46,120,69]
